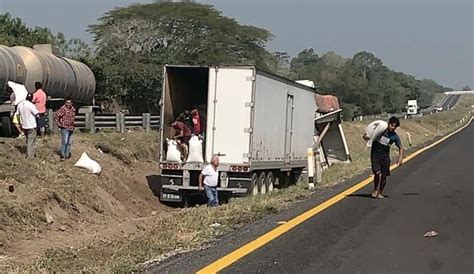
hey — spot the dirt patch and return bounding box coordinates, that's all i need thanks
[0,130,173,267]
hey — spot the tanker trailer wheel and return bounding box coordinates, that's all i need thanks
[250,173,259,196]
[258,172,266,195]
[265,172,274,193]
[1,116,13,137]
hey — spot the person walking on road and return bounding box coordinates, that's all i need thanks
[363,116,404,198]
[17,93,39,159]
[199,155,220,207]
[54,98,76,161]
[32,82,47,137]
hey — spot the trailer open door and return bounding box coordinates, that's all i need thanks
[206,67,255,164]
[314,109,351,164]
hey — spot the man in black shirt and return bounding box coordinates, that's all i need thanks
[363,116,404,198]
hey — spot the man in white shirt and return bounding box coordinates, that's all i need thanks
[199,155,220,207]
[17,93,39,159]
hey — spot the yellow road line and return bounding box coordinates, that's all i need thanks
[197,118,472,274]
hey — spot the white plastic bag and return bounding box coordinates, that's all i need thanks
[74,152,102,174]
[365,120,388,147]
[166,138,182,162]
[186,135,204,163]
[7,81,28,105]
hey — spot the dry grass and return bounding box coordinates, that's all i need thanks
[24,183,311,272]
[89,129,159,165]
[1,95,472,272]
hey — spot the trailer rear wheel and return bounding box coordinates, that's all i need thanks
[250,173,259,196]
[258,172,266,194]
[265,172,274,193]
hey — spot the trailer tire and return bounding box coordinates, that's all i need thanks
[265,172,274,193]
[250,173,259,196]
[1,116,13,137]
[258,172,266,194]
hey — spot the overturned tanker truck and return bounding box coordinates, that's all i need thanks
[158,65,350,206]
[0,44,96,136]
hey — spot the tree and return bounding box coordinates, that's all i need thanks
[0,13,91,60]
[269,51,291,77]
[0,13,54,46]
[89,2,274,112]
[289,48,320,80]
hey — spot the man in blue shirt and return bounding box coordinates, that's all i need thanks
[363,116,404,198]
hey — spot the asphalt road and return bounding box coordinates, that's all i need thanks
[440,95,461,110]
[151,122,474,274]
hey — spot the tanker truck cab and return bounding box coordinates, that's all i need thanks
[158,65,318,206]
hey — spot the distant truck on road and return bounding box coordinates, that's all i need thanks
[406,100,419,115]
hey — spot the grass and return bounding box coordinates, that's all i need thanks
[1,95,473,272]
[89,129,159,165]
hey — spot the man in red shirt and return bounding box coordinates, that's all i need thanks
[169,120,192,160]
[54,99,76,160]
[190,107,201,136]
[190,106,206,139]
[32,82,47,137]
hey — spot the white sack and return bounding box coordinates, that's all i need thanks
[74,152,102,174]
[7,81,28,105]
[365,120,388,147]
[166,138,182,162]
[186,135,204,163]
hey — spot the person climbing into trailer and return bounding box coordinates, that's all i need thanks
[190,106,205,138]
[363,116,404,199]
[199,155,220,207]
[32,82,47,138]
[189,106,202,136]
[176,109,193,130]
[169,120,192,160]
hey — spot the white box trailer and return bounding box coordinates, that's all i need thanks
[159,65,317,205]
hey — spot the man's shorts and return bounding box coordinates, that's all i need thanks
[371,156,391,176]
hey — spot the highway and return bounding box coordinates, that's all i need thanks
[151,122,473,274]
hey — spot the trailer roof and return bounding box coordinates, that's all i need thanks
[164,64,320,94]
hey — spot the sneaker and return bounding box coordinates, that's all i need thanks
[16,134,25,139]
[371,191,378,198]
[377,194,385,199]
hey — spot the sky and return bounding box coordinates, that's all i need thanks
[1,0,472,89]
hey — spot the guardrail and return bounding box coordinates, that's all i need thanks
[47,111,160,133]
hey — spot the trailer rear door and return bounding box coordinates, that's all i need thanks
[206,67,254,164]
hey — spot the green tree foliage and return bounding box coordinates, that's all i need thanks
[88,2,273,112]
[288,49,450,117]
[0,13,91,60]
[0,13,54,46]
